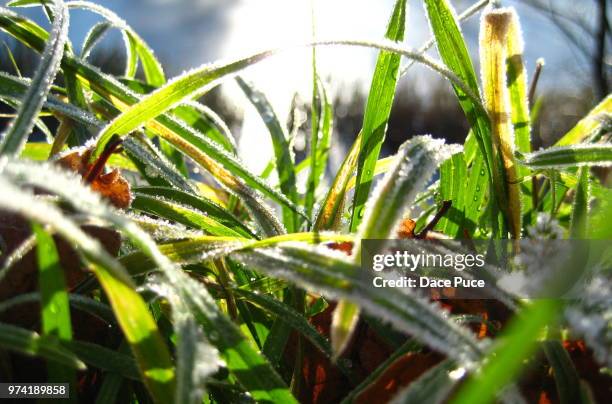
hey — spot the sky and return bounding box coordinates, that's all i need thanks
[2,0,605,171]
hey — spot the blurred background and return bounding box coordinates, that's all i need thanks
[1,0,610,176]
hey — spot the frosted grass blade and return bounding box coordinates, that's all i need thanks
[0,0,68,156]
[122,133,194,193]
[237,77,298,231]
[480,8,521,239]
[0,322,85,370]
[135,186,256,239]
[81,21,111,58]
[0,171,176,403]
[349,0,407,231]
[516,144,612,169]
[506,10,532,218]
[569,167,590,239]
[555,95,611,146]
[233,244,483,364]
[314,132,361,230]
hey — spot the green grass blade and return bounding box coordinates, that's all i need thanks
[81,21,111,58]
[555,95,611,146]
[237,77,298,231]
[305,76,333,219]
[134,186,257,239]
[463,151,488,236]
[569,167,590,239]
[0,0,68,156]
[65,0,165,86]
[451,299,561,404]
[0,322,85,370]
[32,225,73,339]
[32,223,75,396]
[0,167,176,403]
[516,144,612,169]
[234,244,483,364]
[506,10,532,218]
[436,152,467,237]
[314,132,361,230]
[92,50,275,158]
[349,0,407,231]
[63,340,141,380]
[122,133,195,193]
[131,193,247,238]
[542,341,583,404]
[0,71,103,128]
[333,136,457,355]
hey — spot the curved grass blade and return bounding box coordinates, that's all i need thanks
[333,136,459,356]
[555,95,611,146]
[349,0,407,231]
[0,322,85,370]
[81,21,111,58]
[92,49,275,158]
[122,133,194,193]
[237,77,298,231]
[233,244,483,364]
[132,193,247,238]
[0,170,175,403]
[516,144,612,169]
[65,0,165,86]
[0,72,103,128]
[135,186,256,239]
[2,159,292,403]
[0,0,68,156]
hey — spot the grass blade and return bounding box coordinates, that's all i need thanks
[32,223,75,388]
[333,136,458,355]
[480,8,520,239]
[81,21,111,58]
[542,341,583,404]
[516,144,612,168]
[555,95,611,146]
[0,322,85,370]
[349,0,407,231]
[451,300,561,404]
[569,167,590,238]
[0,166,176,402]
[237,77,298,231]
[0,0,68,156]
[436,152,467,237]
[234,244,483,364]
[314,132,361,230]
[506,10,532,219]
[135,186,256,238]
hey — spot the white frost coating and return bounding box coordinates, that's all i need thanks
[518,143,612,169]
[0,1,69,155]
[565,277,612,368]
[356,135,460,250]
[233,244,484,365]
[128,213,205,240]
